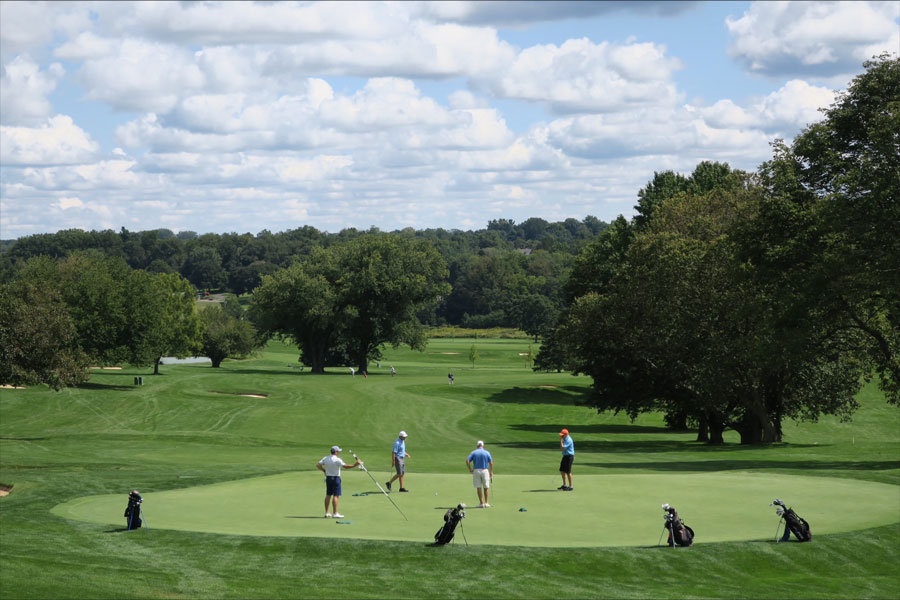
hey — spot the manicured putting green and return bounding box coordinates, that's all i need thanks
[53,472,899,547]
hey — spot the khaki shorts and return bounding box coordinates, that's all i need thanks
[472,468,491,488]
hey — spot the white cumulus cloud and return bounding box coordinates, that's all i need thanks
[726,1,900,77]
[1,115,99,165]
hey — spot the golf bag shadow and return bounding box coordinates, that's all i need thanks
[434,504,466,546]
[124,490,143,530]
[663,506,694,547]
[773,499,811,542]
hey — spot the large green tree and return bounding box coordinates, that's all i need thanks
[331,234,450,372]
[252,234,449,373]
[0,281,90,389]
[198,305,262,368]
[250,246,346,373]
[743,54,900,404]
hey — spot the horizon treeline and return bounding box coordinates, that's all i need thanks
[0,215,608,332]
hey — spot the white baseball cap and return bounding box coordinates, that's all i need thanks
[477,440,484,447]
[399,431,408,438]
[331,445,342,453]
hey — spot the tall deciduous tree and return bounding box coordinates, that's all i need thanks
[252,235,449,373]
[744,54,900,404]
[198,305,262,368]
[332,235,450,373]
[250,247,345,373]
[0,281,89,389]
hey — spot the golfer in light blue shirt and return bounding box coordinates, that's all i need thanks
[466,440,494,507]
[386,431,409,492]
[559,428,574,491]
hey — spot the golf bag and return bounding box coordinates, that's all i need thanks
[434,504,466,545]
[772,499,811,542]
[124,490,143,530]
[662,505,694,547]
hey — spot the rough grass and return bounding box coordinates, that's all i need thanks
[1,339,898,599]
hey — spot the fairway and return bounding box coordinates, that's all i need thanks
[53,471,899,547]
[3,339,899,599]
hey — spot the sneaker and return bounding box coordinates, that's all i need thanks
[558,485,568,490]
[399,488,409,492]
[477,503,485,508]
[333,513,345,518]
[564,487,574,491]
[325,513,332,518]
[385,481,392,491]
[483,503,491,507]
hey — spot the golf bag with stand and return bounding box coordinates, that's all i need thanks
[124,490,143,530]
[771,499,811,542]
[662,504,694,547]
[434,504,466,545]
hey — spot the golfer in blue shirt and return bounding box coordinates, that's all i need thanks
[559,428,575,491]
[466,440,494,508]
[386,431,409,492]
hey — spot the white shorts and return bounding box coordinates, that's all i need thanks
[472,468,490,488]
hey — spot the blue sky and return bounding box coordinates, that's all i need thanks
[1,1,897,238]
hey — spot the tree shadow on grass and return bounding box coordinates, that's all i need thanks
[76,382,137,392]
[495,440,825,454]
[486,386,592,406]
[509,423,672,435]
[580,459,900,472]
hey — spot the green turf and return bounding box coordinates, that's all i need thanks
[53,471,899,547]
[2,338,899,599]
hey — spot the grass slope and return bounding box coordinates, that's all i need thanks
[1,339,898,599]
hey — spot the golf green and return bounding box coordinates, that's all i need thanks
[52,471,899,547]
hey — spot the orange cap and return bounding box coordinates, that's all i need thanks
[560,429,569,436]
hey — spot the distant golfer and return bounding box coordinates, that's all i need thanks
[558,428,574,491]
[448,372,454,384]
[316,445,361,518]
[390,366,396,377]
[466,440,493,508]
[386,430,410,492]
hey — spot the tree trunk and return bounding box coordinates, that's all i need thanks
[211,357,223,368]
[696,413,709,442]
[153,356,161,375]
[708,420,725,444]
[735,403,778,445]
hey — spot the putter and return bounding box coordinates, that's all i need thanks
[350,451,408,521]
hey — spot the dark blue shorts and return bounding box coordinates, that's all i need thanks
[325,475,342,497]
[560,454,574,473]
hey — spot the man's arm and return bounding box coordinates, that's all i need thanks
[466,459,472,473]
[489,460,493,480]
[316,462,325,472]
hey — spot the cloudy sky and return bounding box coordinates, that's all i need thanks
[1,1,897,238]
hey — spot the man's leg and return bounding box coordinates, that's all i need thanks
[476,487,484,505]
[324,495,332,515]
[332,496,339,514]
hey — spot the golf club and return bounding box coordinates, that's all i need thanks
[350,450,408,521]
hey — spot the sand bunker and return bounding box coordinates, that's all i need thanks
[89,367,122,370]
[0,385,25,390]
[210,391,269,399]
[0,484,12,497]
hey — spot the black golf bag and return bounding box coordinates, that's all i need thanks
[124,490,143,530]
[434,504,466,545]
[773,499,811,542]
[663,506,694,547]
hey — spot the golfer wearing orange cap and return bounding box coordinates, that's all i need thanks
[558,428,574,491]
